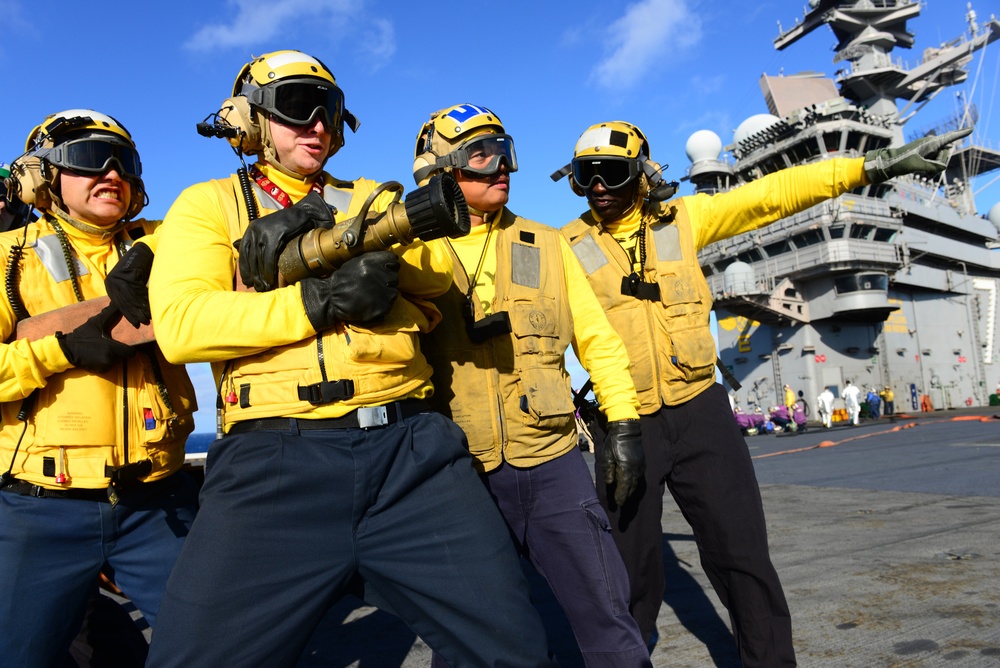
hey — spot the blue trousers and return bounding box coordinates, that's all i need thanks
[0,472,198,668]
[593,384,795,667]
[482,450,650,667]
[146,410,553,668]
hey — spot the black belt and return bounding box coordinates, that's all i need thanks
[228,399,430,435]
[0,479,110,502]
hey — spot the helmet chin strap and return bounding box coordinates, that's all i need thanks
[50,204,127,239]
[467,204,489,219]
[262,152,324,181]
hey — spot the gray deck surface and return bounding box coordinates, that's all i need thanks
[294,407,1000,667]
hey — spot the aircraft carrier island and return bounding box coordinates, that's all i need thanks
[685,0,1000,417]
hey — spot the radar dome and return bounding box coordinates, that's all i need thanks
[724,261,755,295]
[733,114,782,145]
[988,202,1000,234]
[686,130,723,164]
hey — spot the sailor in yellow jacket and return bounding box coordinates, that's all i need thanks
[0,109,198,665]
[555,120,971,663]
[784,384,796,411]
[145,52,551,668]
[414,104,650,667]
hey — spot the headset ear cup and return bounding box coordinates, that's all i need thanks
[412,153,437,187]
[126,179,147,219]
[569,177,585,197]
[218,96,263,155]
[9,155,50,209]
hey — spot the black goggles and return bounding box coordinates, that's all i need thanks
[572,157,640,190]
[247,78,345,128]
[40,137,142,179]
[442,134,518,177]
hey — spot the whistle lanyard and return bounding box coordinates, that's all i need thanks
[462,217,498,309]
[248,164,323,209]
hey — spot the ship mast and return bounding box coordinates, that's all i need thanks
[775,0,1000,144]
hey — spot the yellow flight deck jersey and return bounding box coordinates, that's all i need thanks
[0,214,196,489]
[563,157,869,413]
[423,208,639,472]
[784,387,796,410]
[149,164,453,429]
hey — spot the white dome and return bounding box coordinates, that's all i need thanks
[686,130,723,164]
[733,114,782,145]
[988,202,1000,234]
[723,261,755,294]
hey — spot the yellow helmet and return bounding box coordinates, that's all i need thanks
[412,104,517,186]
[572,120,649,161]
[7,109,146,218]
[217,50,358,174]
[551,120,675,201]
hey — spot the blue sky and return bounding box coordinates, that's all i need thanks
[2,0,997,433]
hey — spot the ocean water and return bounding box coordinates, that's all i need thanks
[185,433,216,454]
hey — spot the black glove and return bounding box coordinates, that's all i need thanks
[300,251,400,330]
[56,305,136,373]
[105,243,154,327]
[863,126,972,184]
[237,192,334,292]
[602,420,645,506]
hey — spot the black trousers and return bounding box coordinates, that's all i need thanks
[593,383,795,667]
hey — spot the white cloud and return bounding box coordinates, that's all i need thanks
[358,18,396,72]
[0,0,36,56]
[184,0,358,52]
[591,0,703,90]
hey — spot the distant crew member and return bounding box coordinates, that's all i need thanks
[843,380,862,426]
[817,387,835,428]
[867,387,881,420]
[881,385,895,415]
[784,383,796,411]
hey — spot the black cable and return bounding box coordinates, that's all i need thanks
[2,391,37,485]
[237,166,259,223]
[47,216,85,303]
[4,226,30,321]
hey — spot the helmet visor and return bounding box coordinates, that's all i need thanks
[446,134,518,177]
[43,137,142,179]
[572,157,639,190]
[251,78,345,128]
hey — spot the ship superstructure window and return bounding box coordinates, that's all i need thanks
[822,132,841,153]
[834,273,888,295]
[829,226,845,239]
[791,230,824,247]
[845,131,866,153]
[736,249,763,264]
[849,224,875,240]
[764,240,792,257]
[789,141,822,164]
[872,227,896,242]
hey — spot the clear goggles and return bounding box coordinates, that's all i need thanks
[442,134,518,177]
[39,136,142,179]
[247,78,345,128]
[572,157,640,190]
